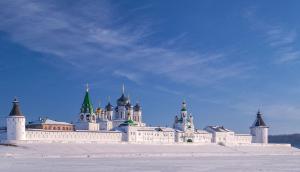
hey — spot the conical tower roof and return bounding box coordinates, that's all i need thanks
[253,110,267,127]
[9,98,24,116]
[80,86,94,113]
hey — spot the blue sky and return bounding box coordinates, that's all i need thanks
[1,0,300,134]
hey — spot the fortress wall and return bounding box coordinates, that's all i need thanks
[25,130,123,143]
[234,134,252,144]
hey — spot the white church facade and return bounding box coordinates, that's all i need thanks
[0,85,269,145]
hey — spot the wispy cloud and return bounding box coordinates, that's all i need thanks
[245,8,300,64]
[0,0,249,86]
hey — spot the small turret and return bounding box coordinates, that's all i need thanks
[133,102,142,123]
[7,98,26,141]
[105,102,114,120]
[250,110,269,144]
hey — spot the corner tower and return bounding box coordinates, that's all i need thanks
[250,110,268,144]
[6,98,26,141]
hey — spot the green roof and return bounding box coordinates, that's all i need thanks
[119,119,137,126]
[80,90,94,113]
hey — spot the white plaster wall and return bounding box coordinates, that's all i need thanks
[133,131,175,143]
[213,132,235,144]
[99,121,113,131]
[234,134,252,144]
[127,127,175,144]
[25,130,122,142]
[75,122,99,131]
[7,116,26,141]
[175,132,212,143]
[252,127,268,143]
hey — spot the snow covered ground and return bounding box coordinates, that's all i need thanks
[0,143,300,172]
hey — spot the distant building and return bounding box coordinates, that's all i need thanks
[27,117,74,131]
[0,85,269,145]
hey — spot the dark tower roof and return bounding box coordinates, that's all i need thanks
[253,110,267,127]
[117,85,129,106]
[105,102,113,111]
[9,98,24,116]
[134,103,141,111]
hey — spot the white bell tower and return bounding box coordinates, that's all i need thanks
[6,98,26,141]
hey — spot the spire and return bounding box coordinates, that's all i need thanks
[9,97,24,116]
[253,110,267,127]
[122,83,125,94]
[86,83,89,92]
[80,86,94,113]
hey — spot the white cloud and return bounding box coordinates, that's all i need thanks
[0,0,249,86]
[245,9,300,64]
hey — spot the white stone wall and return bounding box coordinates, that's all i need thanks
[175,131,212,143]
[251,126,268,143]
[212,132,235,144]
[99,121,113,131]
[7,116,26,141]
[25,130,122,143]
[127,127,175,144]
[75,122,99,131]
[234,134,252,144]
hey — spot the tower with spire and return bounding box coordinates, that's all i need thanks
[173,101,195,132]
[75,84,99,131]
[6,98,26,141]
[250,110,269,143]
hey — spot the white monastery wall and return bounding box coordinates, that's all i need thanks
[175,131,212,143]
[25,130,122,143]
[234,134,252,144]
[127,127,175,144]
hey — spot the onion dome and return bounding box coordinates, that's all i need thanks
[80,86,94,113]
[117,93,129,106]
[134,103,141,111]
[253,110,267,127]
[105,102,113,111]
[9,98,24,116]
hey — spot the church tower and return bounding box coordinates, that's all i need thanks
[116,84,129,120]
[173,101,194,131]
[76,85,99,131]
[250,110,269,144]
[6,98,26,142]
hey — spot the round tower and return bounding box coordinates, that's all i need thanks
[6,98,26,141]
[250,110,268,144]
